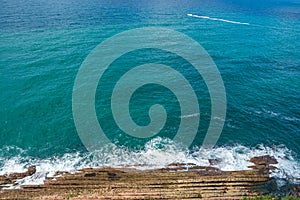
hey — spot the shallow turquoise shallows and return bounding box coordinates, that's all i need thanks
[0,0,299,179]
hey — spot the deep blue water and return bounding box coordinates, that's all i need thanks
[0,0,300,178]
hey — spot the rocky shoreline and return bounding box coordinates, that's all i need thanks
[0,155,299,200]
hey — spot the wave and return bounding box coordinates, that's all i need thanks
[262,109,300,122]
[1,138,299,188]
[187,13,250,25]
[251,108,300,122]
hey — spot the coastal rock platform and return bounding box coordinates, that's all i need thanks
[0,155,298,200]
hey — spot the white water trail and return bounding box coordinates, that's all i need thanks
[187,13,250,25]
[187,13,295,31]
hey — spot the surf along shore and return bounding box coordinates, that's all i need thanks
[0,155,299,200]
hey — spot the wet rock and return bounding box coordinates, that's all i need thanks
[0,175,12,185]
[168,163,186,167]
[189,165,220,171]
[27,166,36,176]
[53,171,68,176]
[84,173,96,177]
[208,158,222,165]
[248,165,277,170]
[0,166,36,188]
[250,155,278,165]
[7,166,36,180]
[248,155,278,175]
[107,172,119,180]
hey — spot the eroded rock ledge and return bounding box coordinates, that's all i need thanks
[0,155,299,200]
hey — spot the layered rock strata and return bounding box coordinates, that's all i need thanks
[0,155,298,200]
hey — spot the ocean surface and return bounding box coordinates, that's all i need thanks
[1,0,300,186]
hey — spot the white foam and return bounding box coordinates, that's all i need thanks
[259,108,300,122]
[0,139,299,188]
[263,108,280,117]
[180,113,200,118]
[283,116,300,122]
[187,13,250,25]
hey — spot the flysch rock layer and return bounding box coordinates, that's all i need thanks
[0,155,299,200]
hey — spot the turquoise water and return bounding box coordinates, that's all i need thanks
[1,0,300,182]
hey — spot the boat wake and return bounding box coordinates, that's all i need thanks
[187,13,250,25]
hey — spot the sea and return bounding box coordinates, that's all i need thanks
[1,0,300,186]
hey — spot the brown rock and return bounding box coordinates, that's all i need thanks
[7,166,36,179]
[0,167,272,199]
[250,155,278,165]
[167,162,186,167]
[248,165,277,170]
[27,166,36,176]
